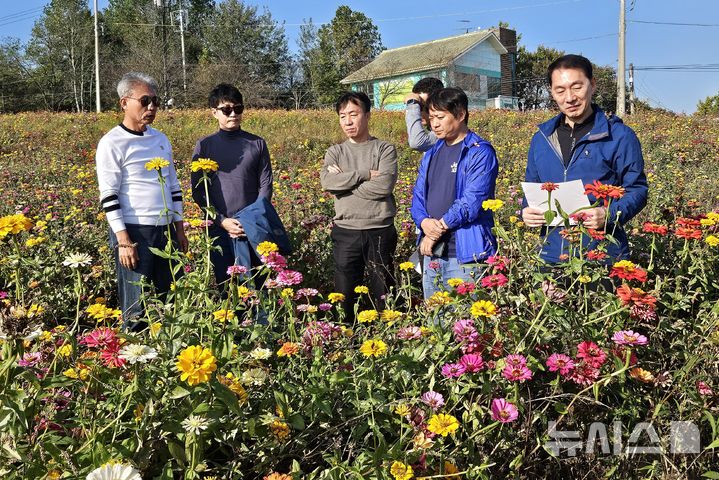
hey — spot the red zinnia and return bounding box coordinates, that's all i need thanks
[541,182,559,192]
[587,229,606,241]
[481,274,508,289]
[674,227,701,240]
[584,181,625,206]
[585,250,608,261]
[616,284,657,309]
[609,261,648,283]
[576,341,607,369]
[676,217,701,228]
[642,222,668,235]
[570,212,589,224]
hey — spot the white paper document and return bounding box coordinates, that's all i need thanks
[521,180,591,226]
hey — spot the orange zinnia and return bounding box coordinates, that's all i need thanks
[584,180,625,206]
[674,227,701,240]
[616,284,657,309]
[642,222,668,235]
[609,260,648,283]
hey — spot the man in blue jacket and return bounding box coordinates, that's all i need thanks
[410,87,498,298]
[522,54,648,264]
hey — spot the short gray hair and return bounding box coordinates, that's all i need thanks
[117,72,159,98]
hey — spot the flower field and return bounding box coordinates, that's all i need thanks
[0,109,718,479]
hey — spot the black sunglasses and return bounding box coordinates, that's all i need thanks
[127,95,161,107]
[217,105,244,116]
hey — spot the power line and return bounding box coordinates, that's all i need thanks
[0,7,44,22]
[629,19,719,27]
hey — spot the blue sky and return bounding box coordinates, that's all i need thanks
[2,0,717,113]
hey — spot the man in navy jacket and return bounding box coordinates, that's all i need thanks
[522,54,648,264]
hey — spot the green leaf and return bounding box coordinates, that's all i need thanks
[701,472,719,479]
[554,402,569,415]
[167,439,186,465]
[544,210,556,225]
[704,438,719,450]
[212,380,241,416]
[170,385,191,399]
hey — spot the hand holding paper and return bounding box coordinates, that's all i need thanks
[521,180,591,226]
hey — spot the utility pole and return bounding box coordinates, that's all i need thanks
[175,7,188,96]
[154,0,170,104]
[617,0,626,116]
[629,63,635,115]
[93,0,101,112]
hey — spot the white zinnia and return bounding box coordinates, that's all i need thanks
[118,344,158,364]
[249,347,272,360]
[181,414,210,435]
[86,462,142,480]
[63,252,93,268]
[240,367,268,386]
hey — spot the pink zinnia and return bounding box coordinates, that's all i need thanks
[79,327,118,349]
[441,362,466,378]
[428,260,440,270]
[276,269,303,286]
[452,319,477,342]
[546,353,575,376]
[296,288,319,298]
[486,255,508,271]
[318,303,332,311]
[455,282,476,295]
[576,341,607,368]
[18,352,43,367]
[502,364,533,382]
[420,391,445,411]
[570,363,600,386]
[100,342,125,368]
[481,274,508,288]
[611,330,648,347]
[504,354,527,368]
[491,398,519,423]
[697,381,713,397]
[226,265,248,276]
[397,326,422,340]
[263,252,287,271]
[459,353,484,372]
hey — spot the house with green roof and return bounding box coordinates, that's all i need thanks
[340,27,518,111]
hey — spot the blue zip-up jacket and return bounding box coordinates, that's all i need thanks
[524,106,648,264]
[411,130,498,264]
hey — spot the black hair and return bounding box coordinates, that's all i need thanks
[208,83,244,109]
[412,77,444,96]
[547,54,593,85]
[426,87,469,124]
[335,91,371,114]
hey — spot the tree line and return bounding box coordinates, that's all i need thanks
[2,0,697,114]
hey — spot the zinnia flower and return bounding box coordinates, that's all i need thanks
[226,265,248,276]
[541,182,559,192]
[389,461,414,480]
[398,261,415,271]
[585,250,608,261]
[80,327,118,349]
[357,309,378,323]
[502,364,533,382]
[470,300,497,317]
[642,222,668,235]
[576,341,607,368]
[277,342,300,357]
[481,274,508,288]
[546,353,575,376]
[459,353,484,372]
[420,391,445,411]
[706,235,719,247]
[213,309,235,323]
[482,199,504,211]
[62,252,92,268]
[397,326,422,340]
[144,157,169,171]
[256,241,279,257]
[441,362,466,378]
[359,339,388,357]
[629,367,654,384]
[611,330,648,347]
[354,285,369,294]
[181,414,210,435]
[0,213,33,238]
[491,398,519,423]
[674,227,702,240]
[381,309,402,322]
[427,413,460,437]
[584,180,625,206]
[176,345,217,386]
[616,284,657,309]
[276,270,303,286]
[504,354,527,368]
[609,260,648,283]
[118,344,158,364]
[328,292,345,303]
[190,158,219,172]
[86,462,142,480]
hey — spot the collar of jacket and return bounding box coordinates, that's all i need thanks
[426,129,485,156]
[538,104,612,143]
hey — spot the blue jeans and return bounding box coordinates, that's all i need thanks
[109,224,180,330]
[422,255,481,299]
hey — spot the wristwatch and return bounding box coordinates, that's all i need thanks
[406,99,420,105]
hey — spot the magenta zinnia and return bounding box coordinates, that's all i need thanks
[491,398,519,423]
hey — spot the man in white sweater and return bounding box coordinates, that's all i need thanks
[95,72,188,329]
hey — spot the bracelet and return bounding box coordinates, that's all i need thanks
[115,242,138,249]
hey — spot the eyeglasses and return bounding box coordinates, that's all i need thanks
[126,95,161,107]
[216,105,244,116]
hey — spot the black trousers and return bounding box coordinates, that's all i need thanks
[331,224,397,321]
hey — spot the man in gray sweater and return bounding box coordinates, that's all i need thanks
[320,91,398,320]
[404,77,443,152]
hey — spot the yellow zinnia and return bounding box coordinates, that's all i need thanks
[144,157,169,171]
[389,461,414,480]
[256,241,279,257]
[213,309,235,323]
[176,345,217,386]
[447,277,464,288]
[482,199,504,212]
[191,158,219,173]
[354,285,369,294]
[427,413,460,437]
[398,261,415,271]
[705,235,719,247]
[381,310,402,322]
[359,339,388,358]
[357,309,378,323]
[328,292,345,303]
[470,300,497,317]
